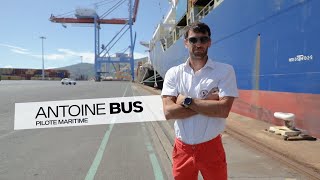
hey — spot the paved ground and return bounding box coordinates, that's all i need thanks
[0,80,318,179]
[226,113,320,179]
[0,81,166,180]
[138,83,320,180]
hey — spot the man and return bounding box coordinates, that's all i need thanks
[161,22,238,180]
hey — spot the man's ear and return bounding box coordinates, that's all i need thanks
[184,39,188,48]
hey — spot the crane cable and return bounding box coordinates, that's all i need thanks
[100,0,127,19]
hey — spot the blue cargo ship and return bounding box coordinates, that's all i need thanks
[148,0,320,138]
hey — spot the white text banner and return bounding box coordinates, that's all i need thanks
[14,95,166,130]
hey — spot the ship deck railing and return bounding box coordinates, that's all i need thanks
[195,0,217,21]
[151,0,222,52]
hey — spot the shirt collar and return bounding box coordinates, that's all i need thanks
[184,57,215,70]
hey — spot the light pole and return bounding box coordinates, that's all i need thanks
[40,36,46,80]
[79,56,83,80]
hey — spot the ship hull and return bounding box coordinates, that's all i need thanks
[233,90,320,138]
[150,0,320,138]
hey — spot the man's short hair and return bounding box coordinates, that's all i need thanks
[184,22,211,39]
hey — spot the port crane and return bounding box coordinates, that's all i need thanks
[50,0,140,81]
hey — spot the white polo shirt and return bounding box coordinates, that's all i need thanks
[161,58,239,145]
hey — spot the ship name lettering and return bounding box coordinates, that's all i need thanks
[288,54,313,62]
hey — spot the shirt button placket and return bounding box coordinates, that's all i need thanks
[191,74,197,144]
[191,75,194,144]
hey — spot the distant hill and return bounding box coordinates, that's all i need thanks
[56,57,148,80]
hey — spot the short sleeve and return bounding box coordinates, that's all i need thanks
[161,67,178,97]
[219,65,239,98]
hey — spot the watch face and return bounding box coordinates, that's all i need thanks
[185,97,192,105]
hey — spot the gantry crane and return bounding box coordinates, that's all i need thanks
[50,0,140,81]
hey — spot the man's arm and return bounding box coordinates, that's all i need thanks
[162,95,197,120]
[177,94,234,118]
[190,96,234,118]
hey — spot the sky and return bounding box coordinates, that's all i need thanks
[0,0,169,69]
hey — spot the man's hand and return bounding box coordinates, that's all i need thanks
[189,96,235,118]
[162,95,197,120]
[177,92,219,105]
[204,92,219,101]
[176,94,186,105]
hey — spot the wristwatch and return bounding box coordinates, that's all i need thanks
[182,96,192,108]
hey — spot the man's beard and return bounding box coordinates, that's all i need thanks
[190,48,208,60]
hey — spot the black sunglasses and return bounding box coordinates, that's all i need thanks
[187,36,210,44]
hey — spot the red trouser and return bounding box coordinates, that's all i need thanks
[172,135,227,180]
